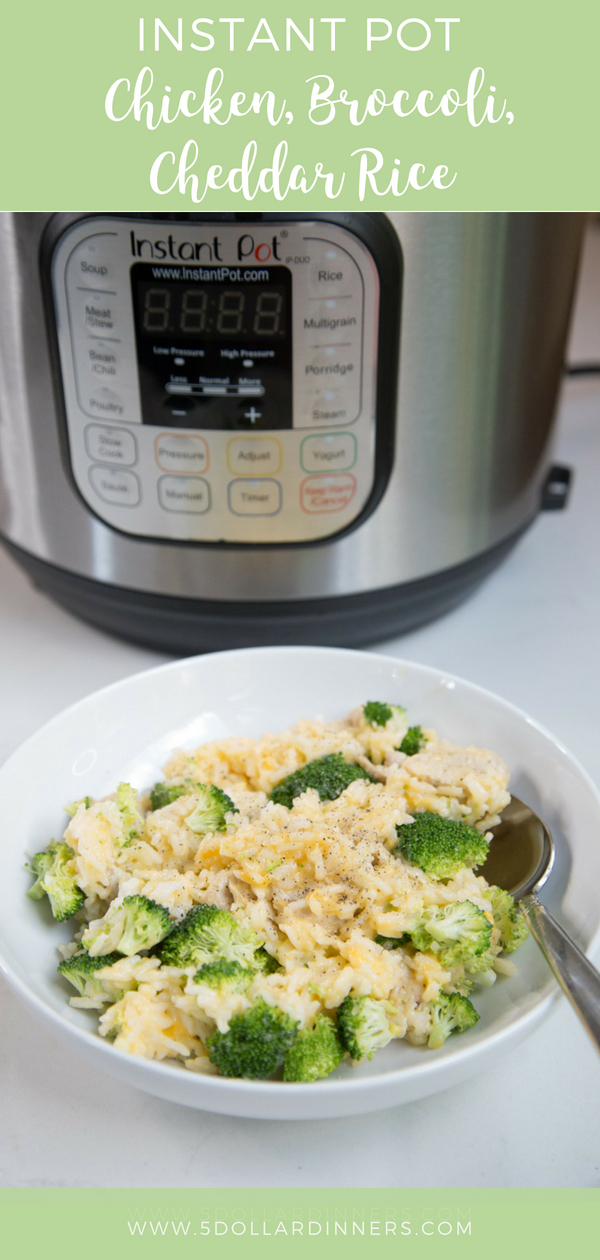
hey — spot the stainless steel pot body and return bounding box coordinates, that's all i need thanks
[0,212,584,610]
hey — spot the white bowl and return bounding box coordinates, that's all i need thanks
[1,646,599,1121]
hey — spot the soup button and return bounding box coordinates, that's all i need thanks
[300,473,357,514]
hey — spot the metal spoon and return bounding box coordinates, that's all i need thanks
[480,796,600,1050]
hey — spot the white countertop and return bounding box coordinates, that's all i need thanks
[1,230,600,1190]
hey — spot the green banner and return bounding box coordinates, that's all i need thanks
[1,0,599,209]
[1,1189,598,1258]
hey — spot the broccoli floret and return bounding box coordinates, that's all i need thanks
[64,797,91,817]
[375,933,412,949]
[83,894,172,957]
[410,900,492,967]
[158,903,262,969]
[185,784,237,835]
[270,753,375,809]
[398,725,426,756]
[207,998,299,1078]
[116,782,145,846]
[395,812,489,879]
[27,840,85,921]
[150,781,193,811]
[337,994,395,1061]
[486,885,529,954]
[254,946,282,974]
[283,1013,345,1082]
[57,950,122,999]
[193,958,254,994]
[363,701,407,731]
[428,992,480,1049]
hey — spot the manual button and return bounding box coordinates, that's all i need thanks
[85,425,137,466]
[89,466,140,507]
[227,438,282,476]
[158,476,211,514]
[301,433,357,473]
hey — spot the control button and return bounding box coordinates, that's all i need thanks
[227,438,282,476]
[300,433,357,473]
[309,249,353,297]
[89,466,140,507]
[86,387,126,418]
[300,473,357,514]
[85,425,137,467]
[302,300,360,345]
[84,342,120,381]
[309,389,355,426]
[228,479,282,516]
[158,476,211,514]
[155,434,209,474]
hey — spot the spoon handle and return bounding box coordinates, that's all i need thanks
[521,893,600,1050]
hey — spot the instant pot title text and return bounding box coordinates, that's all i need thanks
[104,15,515,205]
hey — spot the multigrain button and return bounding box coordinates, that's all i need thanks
[155,433,209,474]
[85,425,137,466]
[227,437,282,476]
[228,479,282,516]
[89,465,140,507]
[301,433,357,473]
[302,300,360,345]
[158,476,211,514]
[300,473,357,514]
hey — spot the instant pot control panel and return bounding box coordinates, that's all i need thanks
[47,216,399,545]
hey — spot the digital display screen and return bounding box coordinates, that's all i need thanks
[135,281,287,341]
[130,263,293,431]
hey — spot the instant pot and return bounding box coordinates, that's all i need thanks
[0,213,584,652]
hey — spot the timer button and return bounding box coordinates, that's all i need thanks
[85,424,137,467]
[228,479,282,516]
[89,466,140,507]
[155,434,209,474]
[158,476,211,514]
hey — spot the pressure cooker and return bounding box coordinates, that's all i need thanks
[0,212,584,652]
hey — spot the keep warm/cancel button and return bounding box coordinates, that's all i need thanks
[158,476,211,514]
[300,473,357,514]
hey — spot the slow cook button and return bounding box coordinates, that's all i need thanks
[301,433,357,473]
[300,473,357,514]
[227,437,282,476]
[155,433,209,474]
[158,476,211,514]
[89,465,140,507]
[85,424,137,466]
[228,479,282,516]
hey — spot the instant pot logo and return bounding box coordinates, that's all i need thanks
[130,230,282,263]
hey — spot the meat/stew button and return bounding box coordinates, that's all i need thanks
[300,473,357,514]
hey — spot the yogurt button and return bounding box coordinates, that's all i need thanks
[301,433,357,473]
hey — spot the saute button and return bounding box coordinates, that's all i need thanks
[158,476,211,514]
[227,438,282,476]
[89,466,140,507]
[228,479,282,516]
[85,425,137,467]
[300,433,357,473]
[300,473,357,514]
[155,434,209,474]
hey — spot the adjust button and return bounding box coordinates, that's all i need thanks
[300,473,357,514]
[227,437,282,476]
[301,433,357,473]
[89,466,140,507]
[228,479,282,516]
[158,476,211,514]
[85,425,137,466]
[155,433,209,474]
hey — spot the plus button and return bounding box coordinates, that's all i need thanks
[244,406,262,424]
